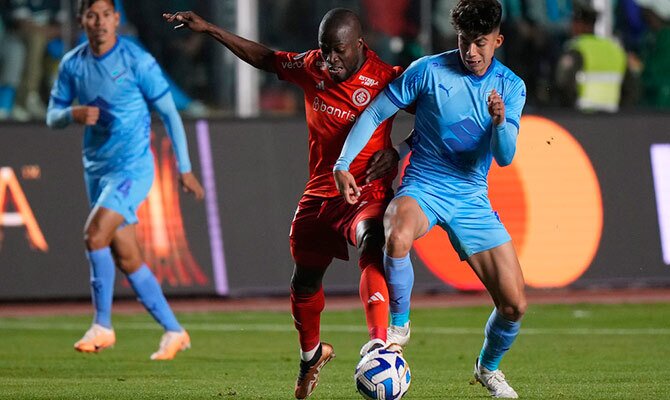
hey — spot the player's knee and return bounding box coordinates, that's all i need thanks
[84,228,110,250]
[358,232,384,264]
[385,229,413,257]
[500,301,526,321]
[291,268,325,295]
[115,256,142,274]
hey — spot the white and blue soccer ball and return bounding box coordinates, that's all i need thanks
[354,348,411,400]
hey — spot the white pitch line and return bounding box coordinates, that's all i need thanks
[0,321,669,335]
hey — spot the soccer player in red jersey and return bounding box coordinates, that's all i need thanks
[164,8,402,399]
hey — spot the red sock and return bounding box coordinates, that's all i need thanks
[359,250,388,342]
[290,286,325,352]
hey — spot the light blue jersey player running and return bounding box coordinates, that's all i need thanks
[46,0,204,360]
[334,0,525,397]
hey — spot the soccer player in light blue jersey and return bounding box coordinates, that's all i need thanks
[334,0,525,397]
[46,0,204,360]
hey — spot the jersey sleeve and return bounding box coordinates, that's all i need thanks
[503,78,527,131]
[49,58,76,107]
[383,57,429,109]
[135,51,171,104]
[273,50,312,88]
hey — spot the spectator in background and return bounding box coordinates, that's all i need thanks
[432,0,459,52]
[0,0,27,120]
[555,3,627,112]
[361,0,423,67]
[122,0,210,117]
[637,2,670,108]
[8,0,65,120]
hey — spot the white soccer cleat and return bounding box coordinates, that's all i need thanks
[472,358,519,398]
[150,330,191,360]
[359,338,386,357]
[386,321,411,347]
[74,323,116,353]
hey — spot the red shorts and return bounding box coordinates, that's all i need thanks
[289,184,393,266]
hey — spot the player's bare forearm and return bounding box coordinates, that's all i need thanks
[206,26,276,72]
[163,11,275,73]
[366,148,399,183]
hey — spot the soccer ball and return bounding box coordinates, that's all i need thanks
[354,348,411,400]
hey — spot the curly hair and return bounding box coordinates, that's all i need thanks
[451,0,502,37]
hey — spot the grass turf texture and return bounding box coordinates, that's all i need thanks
[1,303,669,399]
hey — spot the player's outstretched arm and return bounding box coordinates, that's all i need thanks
[163,11,276,73]
[153,92,204,200]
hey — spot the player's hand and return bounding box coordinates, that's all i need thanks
[71,106,99,126]
[487,89,505,127]
[179,172,205,200]
[162,11,209,33]
[366,148,399,183]
[333,170,361,205]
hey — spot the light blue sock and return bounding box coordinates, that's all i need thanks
[127,265,182,332]
[86,247,116,329]
[479,308,521,371]
[383,252,414,326]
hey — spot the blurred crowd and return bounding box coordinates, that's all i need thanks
[1,0,669,121]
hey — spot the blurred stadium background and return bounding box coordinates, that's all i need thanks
[1,0,670,398]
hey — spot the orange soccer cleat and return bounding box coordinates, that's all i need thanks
[294,342,335,399]
[74,324,116,353]
[150,330,191,360]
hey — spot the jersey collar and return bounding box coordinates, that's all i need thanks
[91,36,120,61]
[457,51,498,82]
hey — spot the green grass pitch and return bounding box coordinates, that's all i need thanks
[1,303,669,399]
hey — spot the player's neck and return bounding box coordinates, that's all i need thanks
[89,36,118,57]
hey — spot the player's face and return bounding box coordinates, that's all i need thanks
[80,0,119,49]
[319,26,364,83]
[458,30,503,77]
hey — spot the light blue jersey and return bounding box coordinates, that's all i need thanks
[49,37,181,177]
[335,50,526,259]
[386,50,526,196]
[48,37,193,224]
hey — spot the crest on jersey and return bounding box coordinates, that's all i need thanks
[352,88,371,107]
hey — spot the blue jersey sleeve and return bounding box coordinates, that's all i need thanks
[49,58,76,108]
[46,57,76,129]
[383,56,430,109]
[135,52,170,104]
[503,78,527,131]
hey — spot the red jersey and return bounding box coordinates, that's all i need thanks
[274,47,402,198]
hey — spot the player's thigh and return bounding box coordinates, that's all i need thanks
[90,173,153,227]
[383,196,431,247]
[110,224,144,274]
[290,195,347,263]
[467,242,526,319]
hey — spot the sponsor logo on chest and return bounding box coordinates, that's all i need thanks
[358,75,379,87]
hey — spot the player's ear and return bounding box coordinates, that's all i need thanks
[495,33,504,48]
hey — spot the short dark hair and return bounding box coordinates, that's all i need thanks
[573,3,598,26]
[451,0,502,37]
[77,0,115,17]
